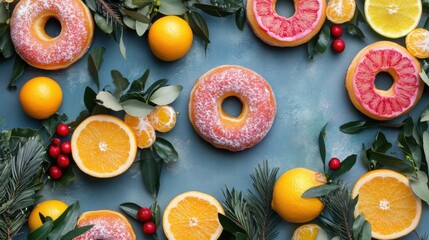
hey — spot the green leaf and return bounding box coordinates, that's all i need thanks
[41,113,68,136]
[193,3,233,17]
[10,128,40,138]
[328,154,357,180]
[127,69,150,94]
[159,0,187,15]
[235,8,246,31]
[140,148,160,198]
[52,167,76,189]
[150,202,161,227]
[96,91,123,111]
[48,202,80,239]
[368,150,414,169]
[68,110,90,132]
[0,4,8,23]
[85,0,97,11]
[302,184,339,198]
[316,24,330,53]
[420,70,429,87]
[27,220,54,240]
[135,21,149,36]
[0,30,13,58]
[149,85,183,105]
[423,132,429,173]
[94,13,113,34]
[358,221,371,240]
[119,28,127,59]
[218,213,247,237]
[132,0,152,8]
[187,11,210,46]
[121,99,154,117]
[352,214,365,239]
[371,132,392,153]
[153,137,178,163]
[8,55,27,89]
[340,121,377,134]
[144,79,168,99]
[318,124,327,172]
[84,87,97,113]
[410,171,429,205]
[60,225,93,240]
[111,70,130,97]
[120,202,141,220]
[307,36,317,60]
[345,22,365,38]
[421,104,429,122]
[425,15,429,30]
[122,8,150,23]
[316,228,330,240]
[88,47,105,90]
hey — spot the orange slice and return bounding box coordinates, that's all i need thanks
[351,169,422,239]
[326,0,356,24]
[148,105,177,133]
[75,210,136,240]
[291,224,321,240]
[163,191,224,240]
[124,113,156,148]
[406,28,429,59]
[71,114,137,178]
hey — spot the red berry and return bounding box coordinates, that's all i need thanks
[48,145,61,159]
[49,166,62,179]
[51,137,61,146]
[329,157,341,170]
[56,155,70,169]
[56,123,70,137]
[331,39,345,53]
[137,207,153,222]
[330,24,343,38]
[142,221,156,235]
[60,142,72,155]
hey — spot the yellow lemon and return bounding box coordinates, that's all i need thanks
[28,200,68,231]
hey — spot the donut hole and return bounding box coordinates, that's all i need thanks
[44,17,62,38]
[275,0,296,18]
[222,96,243,118]
[374,72,394,91]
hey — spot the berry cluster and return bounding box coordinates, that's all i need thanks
[137,207,156,235]
[47,123,71,180]
[330,24,345,53]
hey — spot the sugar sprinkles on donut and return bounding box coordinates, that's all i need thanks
[189,65,277,151]
[10,0,94,70]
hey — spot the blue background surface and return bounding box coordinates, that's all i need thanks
[1,3,428,239]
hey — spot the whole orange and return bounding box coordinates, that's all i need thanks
[148,16,193,61]
[28,200,68,231]
[271,168,327,223]
[19,76,62,119]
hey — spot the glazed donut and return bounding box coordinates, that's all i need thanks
[10,0,94,70]
[246,0,326,47]
[75,210,136,240]
[189,65,277,152]
[346,41,423,121]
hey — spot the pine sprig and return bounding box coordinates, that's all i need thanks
[220,160,280,240]
[0,135,46,240]
[93,0,123,26]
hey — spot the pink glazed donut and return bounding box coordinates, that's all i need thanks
[189,65,277,151]
[10,0,94,70]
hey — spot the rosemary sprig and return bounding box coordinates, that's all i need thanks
[0,134,46,240]
[220,160,280,240]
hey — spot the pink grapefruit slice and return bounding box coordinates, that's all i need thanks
[246,0,326,47]
[346,41,423,121]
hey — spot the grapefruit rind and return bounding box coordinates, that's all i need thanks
[163,191,224,240]
[351,169,422,239]
[345,41,423,121]
[246,0,326,46]
[71,115,137,178]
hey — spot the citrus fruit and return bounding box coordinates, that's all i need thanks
[364,0,422,38]
[148,16,193,61]
[19,76,62,119]
[28,200,68,231]
[163,191,224,240]
[148,105,177,133]
[75,210,136,240]
[271,168,327,223]
[346,41,423,121]
[326,0,356,24]
[406,28,429,59]
[246,0,326,46]
[291,223,321,240]
[71,114,137,178]
[124,114,156,148]
[352,169,422,239]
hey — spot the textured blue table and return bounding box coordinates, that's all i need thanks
[1,7,428,240]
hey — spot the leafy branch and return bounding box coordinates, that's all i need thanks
[219,160,280,240]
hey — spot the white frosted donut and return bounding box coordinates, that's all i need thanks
[189,65,277,151]
[10,0,94,70]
